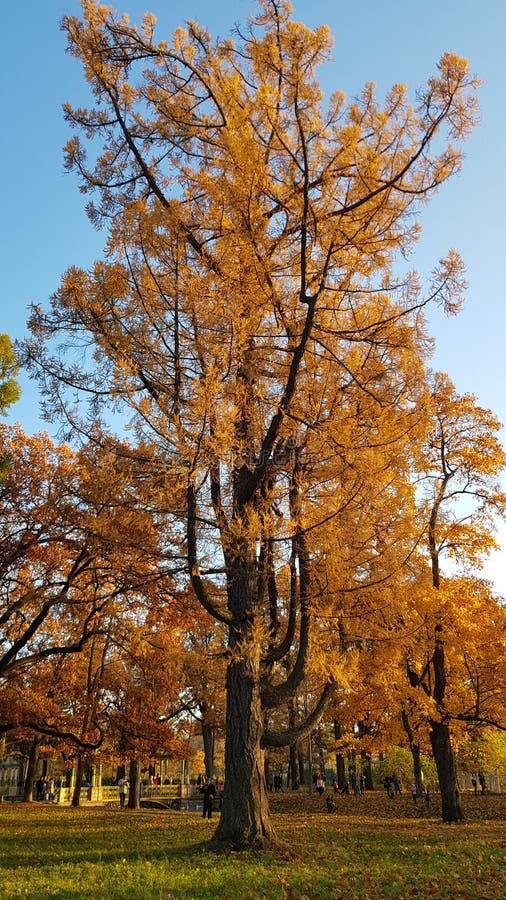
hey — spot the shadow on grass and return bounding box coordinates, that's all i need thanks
[2,799,506,899]
[0,807,213,869]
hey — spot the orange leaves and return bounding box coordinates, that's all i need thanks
[0,425,181,688]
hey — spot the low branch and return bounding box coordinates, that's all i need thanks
[26,719,104,750]
[186,484,232,625]
[262,682,335,748]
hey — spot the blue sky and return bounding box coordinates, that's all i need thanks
[2,0,506,588]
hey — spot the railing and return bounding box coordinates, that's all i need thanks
[142,784,198,799]
[0,786,23,802]
[0,781,205,805]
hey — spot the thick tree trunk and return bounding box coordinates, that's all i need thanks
[23,736,39,802]
[213,658,277,848]
[430,719,463,822]
[128,758,140,809]
[72,757,84,807]
[429,626,462,821]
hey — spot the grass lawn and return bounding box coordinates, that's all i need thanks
[1,791,505,898]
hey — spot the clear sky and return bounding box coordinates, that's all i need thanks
[2,0,506,589]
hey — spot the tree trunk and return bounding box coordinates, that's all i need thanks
[289,741,300,790]
[401,709,423,795]
[429,627,463,821]
[201,720,215,779]
[298,748,306,786]
[72,757,84,808]
[333,719,346,788]
[128,758,140,809]
[317,739,325,778]
[213,658,276,848]
[360,751,373,791]
[288,698,299,790]
[410,744,423,795]
[23,736,39,802]
[430,719,463,822]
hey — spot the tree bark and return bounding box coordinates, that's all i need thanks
[288,697,299,789]
[289,741,300,790]
[213,658,276,848]
[410,743,423,796]
[72,757,84,807]
[333,720,346,788]
[201,720,215,780]
[430,719,463,822]
[128,757,140,809]
[23,736,39,802]
[401,709,423,795]
[429,626,463,821]
[298,748,306,786]
[360,751,373,791]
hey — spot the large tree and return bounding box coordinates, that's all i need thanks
[26,0,478,847]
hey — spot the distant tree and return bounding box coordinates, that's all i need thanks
[0,334,20,416]
[104,605,192,808]
[26,0,478,847]
[0,333,21,480]
[405,374,506,820]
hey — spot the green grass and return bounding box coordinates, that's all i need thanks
[1,793,506,898]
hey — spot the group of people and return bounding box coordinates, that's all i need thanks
[268,772,284,792]
[383,772,402,799]
[35,776,56,802]
[324,771,368,810]
[471,771,487,794]
[327,772,366,797]
[314,770,368,803]
[383,772,430,806]
[410,783,430,806]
